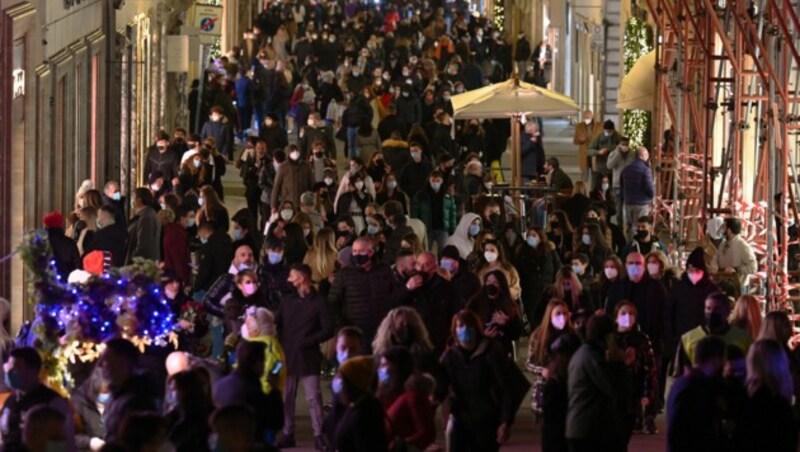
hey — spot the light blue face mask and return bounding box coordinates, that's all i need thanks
[232,229,243,241]
[187,218,196,228]
[440,259,455,272]
[336,349,349,365]
[468,224,481,237]
[112,192,121,201]
[268,252,283,265]
[581,234,592,245]
[627,264,643,280]
[456,325,476,344]
[572,264,584,276]
[367,225,379,235]
[96,392,111,405]
[332,376,343,394]
[378,367,390,384]
[526,236,539,248]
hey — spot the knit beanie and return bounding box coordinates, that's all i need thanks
[339,356,375,394]
[685,247,707,273]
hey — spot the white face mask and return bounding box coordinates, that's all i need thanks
[601,183,609,192]
[647,263,661,277]
[483,251,498,263]
[354,181,364,190]
[211,114,221,122]
[604,267,618,280]
[584,119,592,125]
[324,177,334,185]
[617,313,633,329]
[290,150,301,161]
[280,209,294,221]
[307,118,316,127]
[551,313,566,330]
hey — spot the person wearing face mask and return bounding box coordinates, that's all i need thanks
[624,216,666,257]
[329,238,414,351]
[527,300,575,417]
[477,240,522,301]
[576,223,613,276]
[440,310,522,451]
[398,143,433,203]
[335,174,373,234]
[664,248,720,372]
[124,187,162,264]
[274,264,334,450]
[101,181,128,228]
[86,205,129,268]
[671,293,752,382]
[334,157,377,208]
[329,356,389,451]
[257,238,295,311]
[203,244,259,317]
[194,221,233,292]
[161,205,194,286]
[644,250,680,292]
[271,144,315,215]
[259,113,289,154]
[163,368,215,452]
[587,120,623,185]
[178,151,211,196]
[410,170,457,252]
[573,110,604,184]
[341,89,374,159]
[606,252,667,358]
[570,253,594,288]
[378,105,409,142]
[0,348,76,451]
[467,270,524,357]
[613,302,660,438]
[606,137,636,226]
[542,266,595,322]
[592,256,624,312]
[144,133,181,192]
[200,106,235,160]
[709,217,758,290]
[299,112,336,159]
[699,216,726,269]
[258,149,286,231]
[514,226,561,329]
[71,367,112,451]
[394,85,422,126]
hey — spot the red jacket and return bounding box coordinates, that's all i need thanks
[162,223,191,284]
[386,389,436,450]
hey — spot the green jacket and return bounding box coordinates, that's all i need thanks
[411,188,457,234]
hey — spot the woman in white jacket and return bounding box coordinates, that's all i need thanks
[446,212,482,259]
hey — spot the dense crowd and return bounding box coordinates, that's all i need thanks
[3,1,798,452]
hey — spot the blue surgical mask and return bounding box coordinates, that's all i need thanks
[96,392,111,405]
[187,219,196,228]
[166,390,178,408]
[367,225,379,235]
[378,367,390,384]
[112,192,121,201]
[526,236,539,248]
[627,264,643,279]
[336,350,349,365]
[268,251,283,265]
[581,234,591,245]
[456,325,476,344]
[468,224,480,237]
[440,259,455,272]
[572,264,584,275]
[332,376,344,394]
[233,229,243,240]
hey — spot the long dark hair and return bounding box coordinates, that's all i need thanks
[481,269,521,319]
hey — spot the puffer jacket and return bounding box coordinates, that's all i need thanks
[410,187,458,234]
[328,261,410,345]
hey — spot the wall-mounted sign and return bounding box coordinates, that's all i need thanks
[194,5,223,36]
[12,69,24,99]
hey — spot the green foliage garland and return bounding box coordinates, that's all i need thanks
[622,16,654,149]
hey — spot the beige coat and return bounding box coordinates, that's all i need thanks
[710,235,758,287]
[573,120,604,172]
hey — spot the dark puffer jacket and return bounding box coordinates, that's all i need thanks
[328,261,410,346]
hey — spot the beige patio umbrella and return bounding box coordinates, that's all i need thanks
[451,76,580,188]
[617,50,656,111]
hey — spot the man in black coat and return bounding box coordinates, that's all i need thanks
[398,143,433,199]
[606,252,667,355]
[406,252,460,355]
[88,206,129,267]
[102,181,127,227]
[143,134,180,189]
[276,264,334,449]
[43,212,81,279]
[98,339,160,445]
[194,221,233,292]
[328,238,414,349]
[377,104,408,142]
[299,112,337,159]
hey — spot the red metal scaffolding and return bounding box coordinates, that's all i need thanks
[644,0,800,309]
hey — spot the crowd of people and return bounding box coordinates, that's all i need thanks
[3,1,796,452]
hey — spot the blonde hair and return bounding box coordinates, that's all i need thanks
[372,307,433,356]
[746,339,793,401]
[731,295,762,339]
[572,181,588,197]
[552,267,583,311]
[304,228,338,281]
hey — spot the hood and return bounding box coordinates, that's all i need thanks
[685,247,706,273]
[453,212,480,240]
[381,138,408,148]
[706,216,725,240]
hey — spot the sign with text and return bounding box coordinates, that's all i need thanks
[12,69,24,99]
[193,5,223,36]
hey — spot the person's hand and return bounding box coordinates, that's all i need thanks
[484,325,499,338]
[336,236,348,248]
[171,177,180,187]
[437,268,452,281]
[599,148,609,156]
[641,397,650,407]
[406,275,424,291]
[89,437,105,451]
[789,335,800,351]
[178,320,193,330]
[496,422,509,444]
[491,310,509,326]
[541,367,550,379]
[624,347,637,366]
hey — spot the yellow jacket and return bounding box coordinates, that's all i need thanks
[246,335,287,394]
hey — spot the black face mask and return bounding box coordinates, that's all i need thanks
[635,230,649,241]
[336,229,351,239]
[489,213,500,224]
[485,284,499,298]
[351,253,371,267]
[706,312,726,332]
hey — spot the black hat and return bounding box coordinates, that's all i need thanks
[440,245,461,262]
[603,120,615,130]
[685,247,707,273]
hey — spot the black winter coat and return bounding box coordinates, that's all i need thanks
[72,380,105,451]
[276,289,334,376]
[104,374,161,444]
[407,275,460,354]
[194,231,233,291]
[334,395,389,452]
[515,246,560,326]
[328,261,411,345]
[87,223,128,267]
[664,275,719,353]
[47,228,82,278]
[607,276,667,355]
